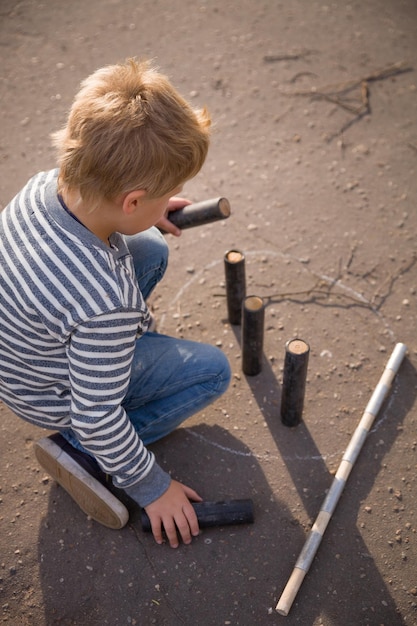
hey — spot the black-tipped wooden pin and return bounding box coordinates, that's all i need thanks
[141,499,254,532]
[224,249,246,325]
[166,197,231,230]
[242,296,265,376]
[280,338,310,427]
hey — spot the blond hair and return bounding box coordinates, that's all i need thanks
[52,58,211,206]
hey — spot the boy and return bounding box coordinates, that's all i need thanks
[0,58,231,549]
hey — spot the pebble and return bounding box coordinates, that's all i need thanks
[352,144,370,156]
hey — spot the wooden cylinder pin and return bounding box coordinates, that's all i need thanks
[140,499,254,532]
[224,249,246,325]
[242,296,265,376]
[280,338,310,427]
[166,197,231,230]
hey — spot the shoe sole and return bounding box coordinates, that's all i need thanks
[34,438,129,530]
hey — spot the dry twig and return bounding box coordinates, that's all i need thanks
[280,61,413,141]
[371,253,417,308]
[281,61,411,99]
[264,49,314,63]
[214,247,416,315]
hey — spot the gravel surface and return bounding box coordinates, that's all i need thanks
[1,1,416,624]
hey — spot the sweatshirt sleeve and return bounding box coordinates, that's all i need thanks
[67,311,171,506]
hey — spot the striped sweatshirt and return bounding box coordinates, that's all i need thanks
[0,169,170,506]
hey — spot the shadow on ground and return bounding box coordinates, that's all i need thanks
[36,355,415,625]
[242,334,415,626]
[37,426,302,625]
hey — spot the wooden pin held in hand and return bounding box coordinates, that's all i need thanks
[166,197,231,230]
[141,499,254,532]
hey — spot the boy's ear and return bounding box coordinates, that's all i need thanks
[122,190,147,215]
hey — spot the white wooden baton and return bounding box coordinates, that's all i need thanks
[276,342,408,616]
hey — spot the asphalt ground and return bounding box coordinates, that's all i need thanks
[1,1,416,624]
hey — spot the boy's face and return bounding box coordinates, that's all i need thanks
[121,184,183,235]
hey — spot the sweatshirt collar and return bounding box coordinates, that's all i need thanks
[44,171,129,259]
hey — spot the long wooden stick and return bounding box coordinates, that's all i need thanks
[276,342,408,616]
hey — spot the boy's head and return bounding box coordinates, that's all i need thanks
[52,58,211,207]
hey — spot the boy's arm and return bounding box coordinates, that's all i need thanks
[67,311,170,504]
[68,311,202,545]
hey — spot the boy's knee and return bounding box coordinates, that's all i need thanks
[126,228,169,286]
[154,231,169,268]
[149,226,169,257]
[213,347,232,393]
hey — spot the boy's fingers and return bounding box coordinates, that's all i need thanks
[167,196,192,209]
[150,519,164,545]
[162,518,180,548]
[146,482,202,547]
[149,512,181,548]
[156,215,181,236]
[183,486,203,503]
[150,510,199,548]
[174,506,198,546]
[182,501,200,537]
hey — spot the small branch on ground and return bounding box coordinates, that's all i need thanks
[279,61,413,141]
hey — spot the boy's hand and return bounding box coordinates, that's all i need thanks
[144,479,203,548]
[155,196,191,237]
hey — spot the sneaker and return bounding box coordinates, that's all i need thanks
[34,433,129,529]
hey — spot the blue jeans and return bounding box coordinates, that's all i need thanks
[62,227,231,452]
